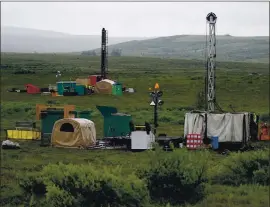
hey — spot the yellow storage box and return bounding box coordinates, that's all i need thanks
[6,129,41,140]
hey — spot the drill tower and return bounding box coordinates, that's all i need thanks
[101,28,108,79]
[205,12,217,112]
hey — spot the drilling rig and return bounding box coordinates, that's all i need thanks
[205,12,220,112]
[100,28,108,79]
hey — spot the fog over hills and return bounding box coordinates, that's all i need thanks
[1,26,151,53]
[1,26,269,63]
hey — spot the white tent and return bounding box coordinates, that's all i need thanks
[184,112,250,142]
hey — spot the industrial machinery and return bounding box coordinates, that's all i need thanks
[36,104,75,120]
[100,28,108,79]
[205,12,222,112]
[183,12,260,151]
[96,105,156,150]
[90,28,109,86]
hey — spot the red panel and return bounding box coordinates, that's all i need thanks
[25,84,40,94]
[186,134,203,150]
[89,76,97,86]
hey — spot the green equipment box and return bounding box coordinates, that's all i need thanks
[96,105,132,138]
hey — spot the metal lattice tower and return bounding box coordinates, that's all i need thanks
[205,12,217,112]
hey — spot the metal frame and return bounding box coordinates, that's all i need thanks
[206,12,217,112]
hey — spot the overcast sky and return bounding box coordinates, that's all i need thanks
[1,2,269,37]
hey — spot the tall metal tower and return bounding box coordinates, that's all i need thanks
[101,28,108,79]
[205,12,217,112]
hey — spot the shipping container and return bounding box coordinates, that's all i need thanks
[57,81,76,95]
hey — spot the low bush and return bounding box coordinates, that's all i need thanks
[20,163,149,207]
[190,184,270,207]
[209,149,269,186]
[138,150,209,205]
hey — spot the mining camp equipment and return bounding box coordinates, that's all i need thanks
[5,121,41,140]
[183,13,262,151]
[100,28,109,80]
[96,105,156,150]
[36,103,92,146]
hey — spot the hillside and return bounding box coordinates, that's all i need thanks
[88,35,269,63]
[1,26,150,53]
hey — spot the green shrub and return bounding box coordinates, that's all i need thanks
[209,150,270,186]
[190,184,270,207]
[20,163,149,207]
[138,150,209,205]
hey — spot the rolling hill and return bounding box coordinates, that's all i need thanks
[87,35,269,63]
[1,26,150,53]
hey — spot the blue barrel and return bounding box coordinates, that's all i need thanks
[211,136,219,149]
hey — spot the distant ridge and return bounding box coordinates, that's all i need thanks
[86,34,269,63]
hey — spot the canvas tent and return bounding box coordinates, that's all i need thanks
[51,118,96,148]
[95,79,115,94]
[76,78,90,86]
[184,112,250,143]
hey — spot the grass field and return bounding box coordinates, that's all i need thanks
[1,53,269,206]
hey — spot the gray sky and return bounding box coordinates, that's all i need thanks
[1,2,269,37]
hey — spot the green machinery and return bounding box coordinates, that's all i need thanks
[96,105,132,138]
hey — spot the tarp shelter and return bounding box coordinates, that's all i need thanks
[184,112,250,143]
[51,118,96,148]
[76,78,90,86]
[25,84,40,94]
[95,79,115,94]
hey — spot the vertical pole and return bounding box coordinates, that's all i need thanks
[101,28,106,79]
[154,92,158,135]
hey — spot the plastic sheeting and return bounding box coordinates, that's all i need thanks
[2,140,20,149]
[184,112,250,142]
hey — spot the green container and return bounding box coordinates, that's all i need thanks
[104,114,132,137]
[75,85,86,96]
[96,106,117,117]
[112,83,123,96]
[40,110,65,134]
[41,110,92,135]
[57,81,76,95]
[74,110,92,120]
[96,105,131,138]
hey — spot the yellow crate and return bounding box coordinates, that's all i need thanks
[7,129,41,140]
